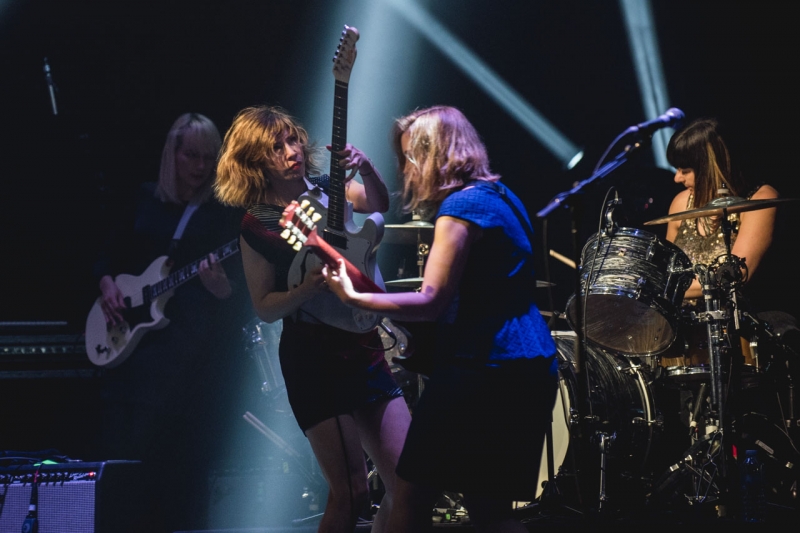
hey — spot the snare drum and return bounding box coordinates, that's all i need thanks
[566,228,693,356]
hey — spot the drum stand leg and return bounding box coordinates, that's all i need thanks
[596,432,615,513]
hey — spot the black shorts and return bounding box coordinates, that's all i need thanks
[279,319,404,432]
[396,355,558,500]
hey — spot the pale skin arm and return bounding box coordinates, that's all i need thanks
[240,236,328,324]
[666,185,778,300]
[323,216,480,321]
[327,143,390,213]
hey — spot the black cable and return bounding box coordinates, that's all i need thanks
[578,186,618,418]
[334,415,357,524]
[22,466,41,533]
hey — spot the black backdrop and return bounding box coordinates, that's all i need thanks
[2,0,799,329]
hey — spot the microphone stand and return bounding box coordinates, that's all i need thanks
[537,134,651,513]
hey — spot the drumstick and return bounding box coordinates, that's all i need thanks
[549,249,576,269]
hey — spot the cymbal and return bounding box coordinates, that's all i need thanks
[382,222,434,245]
[385,277,424,288]
[644,197,797,225]
[385,278,555,288]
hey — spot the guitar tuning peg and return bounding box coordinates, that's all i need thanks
[288,235,297,245]
[280,229,291,239]
[292,242,303,252]
[300,199,311,209]
[312,213,322,223]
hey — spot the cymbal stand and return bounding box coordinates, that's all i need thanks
[416,239,430,279]
[689,209,747,510]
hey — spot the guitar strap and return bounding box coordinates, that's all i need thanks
[485,181,536,250]
[168,200,201,257]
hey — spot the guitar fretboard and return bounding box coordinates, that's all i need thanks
[325,79,349,249]
[144,239,239,302]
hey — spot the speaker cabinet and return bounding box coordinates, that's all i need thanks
[0,460,142,533]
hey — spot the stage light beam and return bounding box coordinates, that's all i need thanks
[386,0,582,168]
[619,0,674,169]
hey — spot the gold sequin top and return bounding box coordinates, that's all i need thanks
[672,193,741,269]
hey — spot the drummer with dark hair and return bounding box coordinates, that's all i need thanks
[665,117,779,302]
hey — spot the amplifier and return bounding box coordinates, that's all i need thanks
[0,332,96,379]
[0,460,142,533]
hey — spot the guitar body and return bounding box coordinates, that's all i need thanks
[85,256,173,368]
[287,188,385,333]
[84,238,240,367]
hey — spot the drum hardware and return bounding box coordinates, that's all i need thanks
[536,125,681,514]
[382,220,434,246]
[595,431,615,512]
[242,319,286,401]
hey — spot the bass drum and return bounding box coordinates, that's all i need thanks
[566,227,693,356]
[537,332,659,504]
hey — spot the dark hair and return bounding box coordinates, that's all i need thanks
[666,118,749,208]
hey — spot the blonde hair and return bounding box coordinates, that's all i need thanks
[157,113,221,204]
[215,105,323,207]
[392,106,499,214]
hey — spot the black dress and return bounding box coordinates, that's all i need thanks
[95,182,253,532]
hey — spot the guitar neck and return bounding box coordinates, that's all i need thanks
[147,239,239,300]
[326,80,349,246]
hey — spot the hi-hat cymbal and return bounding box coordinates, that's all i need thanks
[382,222,434,245]
[644,197,798,225]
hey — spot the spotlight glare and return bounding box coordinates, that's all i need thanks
[566,150,585,170]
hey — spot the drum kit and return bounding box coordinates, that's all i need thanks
[541,194,800,516]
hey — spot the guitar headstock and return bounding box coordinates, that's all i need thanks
[279,200,323,251]
[332,25,359,84]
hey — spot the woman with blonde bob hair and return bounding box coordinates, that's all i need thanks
[215,105,409,533]
[156,112,222,205]
[94,112,250,532]
[324,106,558,532]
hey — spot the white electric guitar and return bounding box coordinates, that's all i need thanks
[287,25,385,333]
[84,239,240,367]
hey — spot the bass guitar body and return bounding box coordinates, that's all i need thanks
[85,256,172,368]
[287,187,385,333]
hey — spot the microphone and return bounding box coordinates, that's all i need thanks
[43,57,58,116]
[626,107,684,136]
